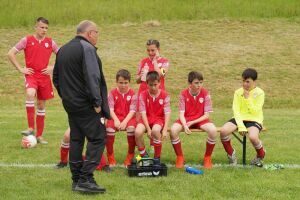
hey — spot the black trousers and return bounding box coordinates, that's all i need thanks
[67,109,106,182]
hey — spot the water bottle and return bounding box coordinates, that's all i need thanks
[185,166,204,175]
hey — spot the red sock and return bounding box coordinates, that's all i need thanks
[60,141,69,163]
[221,136,234,156]
[36,109,45,137]
[255,142,265,158]
[127,133,135,154]
[138,146,146,157]
[171,138,183,157]
[150,138,154,146]
[96,154,108,170]
[205,138,216,157]
[153,139,162,158]
[106,133,115,155]
[25,101,35,129]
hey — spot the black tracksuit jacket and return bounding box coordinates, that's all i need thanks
[53,36,110,119]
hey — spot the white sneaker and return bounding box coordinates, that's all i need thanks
[227,149,237,166]
[250,157,264,167]
[21,130,34,136]
[37,137,48,144]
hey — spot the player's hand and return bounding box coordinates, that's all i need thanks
[41,65,54,75]
[114,119,121,130]
[161,129,169,141]
[186,121,193,128]
[94,106,101,113]
[119,121,127,130]
[239,131,248,136]
[184,125,192,135]
[19,67,34,75]
[146,128,152,139]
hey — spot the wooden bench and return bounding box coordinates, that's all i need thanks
[171,127,266,165]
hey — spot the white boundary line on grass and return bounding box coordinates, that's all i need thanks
[0,163,300,169]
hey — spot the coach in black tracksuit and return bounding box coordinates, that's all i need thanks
[53,20,110,194]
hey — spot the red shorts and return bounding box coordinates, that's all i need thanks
[106,118,137,131]
[138,118,164,129]
[25,74,54,100]
[175,119,210,129]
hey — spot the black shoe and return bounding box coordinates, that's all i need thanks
[72,181,78,191]
[102,165,113,173]
[55,162,68,169]
[74,178,106,194]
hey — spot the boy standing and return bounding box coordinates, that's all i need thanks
[135,71,171,162]
[7,17,59,144]
[220,68,265,167]
[106,69,137,167]
[170,71,217,169]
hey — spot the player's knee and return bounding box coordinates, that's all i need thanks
[37,101,45,110]
[26,91,35,99]
[135,130,143,138]
[170,129,179,139]
[63,134,70,143]
[220,127,229,137]
[106,127,115,133]
[248,134,259,143]
[208,128,218,138]
[126,126,135,133]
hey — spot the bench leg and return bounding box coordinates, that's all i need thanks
[242,136,246,166]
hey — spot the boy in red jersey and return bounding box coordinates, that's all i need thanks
[7,17,59,144]
[220,68,265,167]
[135,71,171,162]
[136,39,169,93]
[136,39,170,151]
[170,71,217,169]
[106,69,137,167]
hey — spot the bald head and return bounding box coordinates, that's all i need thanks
[76,20,97,34]
[76,20,99,45]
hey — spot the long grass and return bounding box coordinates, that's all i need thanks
[0,0,300,28]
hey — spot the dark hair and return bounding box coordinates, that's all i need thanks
[116,69,131,82]
[36,17,49,24]
[146,71,160,83]
[188,71,203,83]
[146,39,160,48]
[242,68,257,81]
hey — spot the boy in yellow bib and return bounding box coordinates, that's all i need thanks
[220,68,265,167]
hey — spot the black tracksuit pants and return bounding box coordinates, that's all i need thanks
[67,108,106,182]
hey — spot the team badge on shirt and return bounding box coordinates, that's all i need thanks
[127,95,131,101]
[45,42,49,48]
[159,99,164,105]
[199,98,204,103]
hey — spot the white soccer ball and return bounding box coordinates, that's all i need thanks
[21,135,37,148]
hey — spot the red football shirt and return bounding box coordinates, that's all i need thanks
[179,88,213,121]
[139,90,171,123]
[137,57,169,93]
[14,35,58,73]
[108,88,137,120]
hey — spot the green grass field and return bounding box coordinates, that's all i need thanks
[0,0,300,28]
[0,1,300,199]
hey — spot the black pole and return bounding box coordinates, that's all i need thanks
[243,135,247,166]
